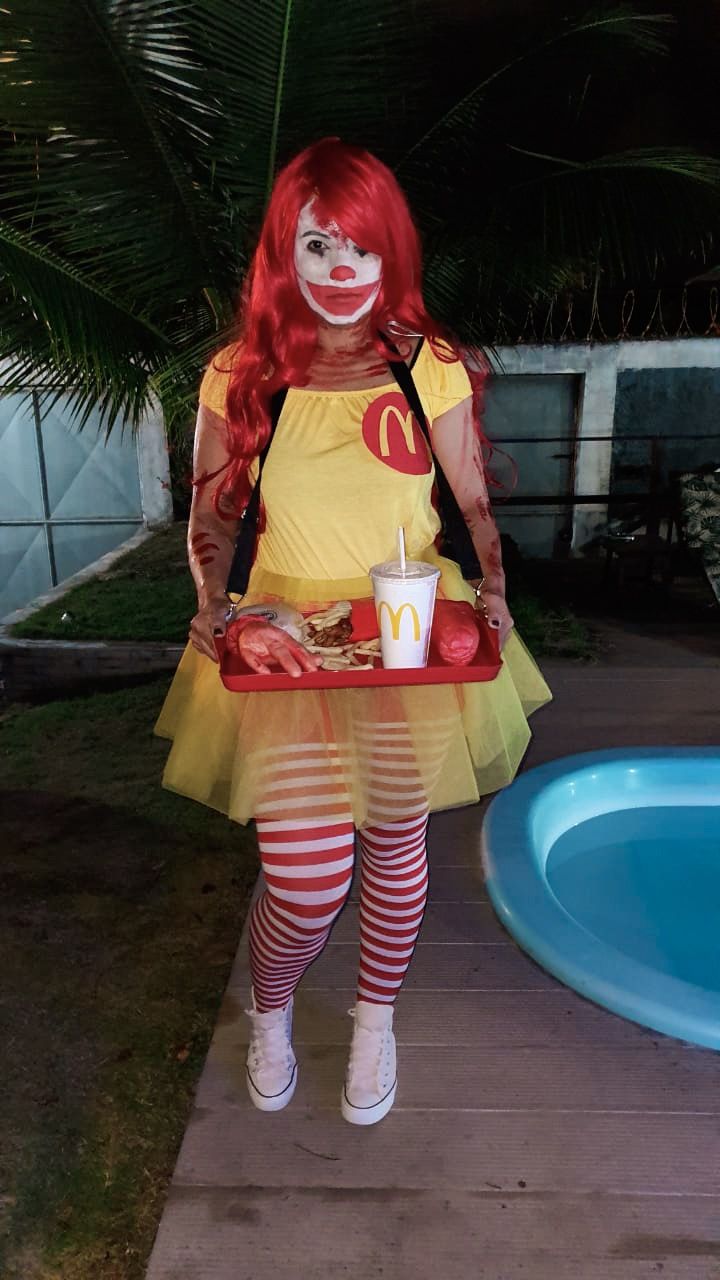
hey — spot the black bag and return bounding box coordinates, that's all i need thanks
[225,342,481,595]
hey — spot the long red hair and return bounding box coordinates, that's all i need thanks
[201,137,496,517]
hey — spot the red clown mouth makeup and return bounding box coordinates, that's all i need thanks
[294,201,383,324]
[306,280,379,315]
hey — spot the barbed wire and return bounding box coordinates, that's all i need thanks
[495,285,720,346]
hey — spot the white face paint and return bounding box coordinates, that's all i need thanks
[293,201,382,325]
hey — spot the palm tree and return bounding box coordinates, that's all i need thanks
[1,1,718,447]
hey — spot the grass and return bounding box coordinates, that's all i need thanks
[9,524,195,643]
[0,679,259,1280]
[508,589,597,659]
[8,521,599,659]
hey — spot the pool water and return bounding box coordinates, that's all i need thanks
[546,805,720,991]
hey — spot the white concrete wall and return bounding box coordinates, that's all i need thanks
[487,339,720,553]
[136,391,173,526]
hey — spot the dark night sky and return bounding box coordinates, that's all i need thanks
[435,0,720,155]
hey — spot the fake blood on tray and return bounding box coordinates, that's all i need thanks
[217,599,502,693]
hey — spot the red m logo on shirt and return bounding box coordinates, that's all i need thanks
[362,393,432,476]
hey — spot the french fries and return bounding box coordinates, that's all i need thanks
[301,605,380,672]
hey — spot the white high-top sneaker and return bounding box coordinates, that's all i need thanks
[245,991,297,1112]
[341,1000,397,1126]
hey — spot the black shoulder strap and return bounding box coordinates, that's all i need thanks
[386,346,432,445]
[225,387,288,595]
[386,341,456,506]
[386,341,481,577]
[262,386,286,468]
[230,386,288,537]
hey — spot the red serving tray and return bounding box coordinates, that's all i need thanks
[217,623,501,693]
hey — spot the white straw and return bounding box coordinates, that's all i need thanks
[398,526,407,576]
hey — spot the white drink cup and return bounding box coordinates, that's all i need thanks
[369,560,441,669]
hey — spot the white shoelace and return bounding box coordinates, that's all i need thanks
[347,1018,390,1092]
[247,1010,292,1073]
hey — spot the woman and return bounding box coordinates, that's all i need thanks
[155,138,552,1126]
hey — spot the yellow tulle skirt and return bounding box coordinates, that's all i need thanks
[154,548,553,827]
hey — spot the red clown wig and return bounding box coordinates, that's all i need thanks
[206,137,492,517]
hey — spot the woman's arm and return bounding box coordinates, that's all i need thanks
[430,394,514,646]
[186,403,239,660]
[187,401,323,675]
[188,402,239,608]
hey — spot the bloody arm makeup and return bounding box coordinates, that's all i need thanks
[188,403,239,607]
[430,395,507,598]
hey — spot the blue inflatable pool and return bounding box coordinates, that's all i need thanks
[481,747,720,1049]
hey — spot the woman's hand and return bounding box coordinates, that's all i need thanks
[480,591,514,651]
[228,620,323,678]
[189,596,230,663]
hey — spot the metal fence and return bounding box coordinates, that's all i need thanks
[486,429,720,573]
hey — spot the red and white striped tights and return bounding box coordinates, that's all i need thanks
[249,725,432,1011]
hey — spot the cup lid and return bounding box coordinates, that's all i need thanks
[369,559,441,581]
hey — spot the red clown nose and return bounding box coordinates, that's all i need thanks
[330,265,356,281]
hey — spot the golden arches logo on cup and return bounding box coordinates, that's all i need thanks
[362,393,431,475]
[377,600,421,642]
[370,559,440,669]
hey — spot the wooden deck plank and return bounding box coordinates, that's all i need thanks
[217,986,681,1049]
[350,860,487,900]
[426,804,490,860]
[145,1186,720,1280]
[195,1044,720,1114]
[230,942,559,994]
[173,1108,720,1195]
[522,672,718,767]
[144,657,720,1279]
[331,900,506,944]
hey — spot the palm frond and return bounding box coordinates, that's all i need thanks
[398,5,675,201]
[0,0,717,441]
[0,219,173,428]
[181,0,434,212]
[506,148,720,282]
[1,1,228,294]
[0,217,169,345]
[1,0,437,436]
